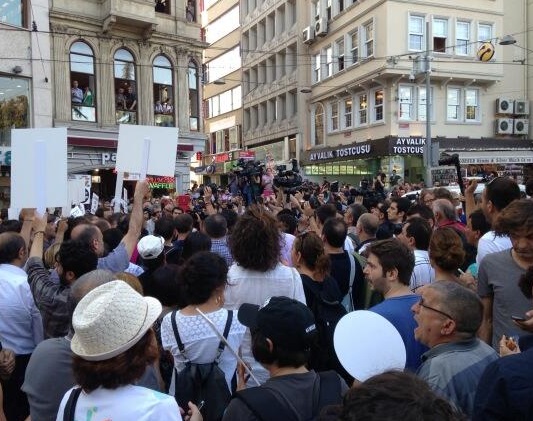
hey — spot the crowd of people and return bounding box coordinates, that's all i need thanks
[1,172,533,421]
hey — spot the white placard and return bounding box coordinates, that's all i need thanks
[11,128,68,209]
[334,311,406,381]
[68,179,85,206]
[69,206,85,218]
[90,193,99,215]
[7,208,19,220]
[123,187,128,214]
[115,125,179,176]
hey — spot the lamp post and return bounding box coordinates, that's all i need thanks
[422,22,435,187]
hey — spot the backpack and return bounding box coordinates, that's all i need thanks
[233,370,342,421]
[304,278,347,375]
[171,310,233,421]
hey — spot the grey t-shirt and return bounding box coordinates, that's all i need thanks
[477,249,530,349]
[222,371,347,421]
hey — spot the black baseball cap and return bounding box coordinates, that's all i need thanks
[238,296,317,351]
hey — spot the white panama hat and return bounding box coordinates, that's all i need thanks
[71,280,162,361]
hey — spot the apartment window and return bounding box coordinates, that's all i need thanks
[0,0,28,27]
[155,0,170,14]
[398,85,413,120]
[314,103,325,146]
[344,98,352,128]
[409,15,424,51]
[350,30,359,65]
[70,41,96,123]
[433,18,448,53]
[478,23,492,43]
[336,38,345,71]
[363,21,374,58]
[186,0,196,22]
[188,61,199,131]
[373,89,384,122]
[0,76,30,147]
[314,53,321,83]
[205,46,240,83]
[114,49,137,125]
[326,46,333,77]
[418,87,433,121]
[330,101,339,131]
[357,94,367,125]
[205,6,240,44]
[465,89,479,121]
[153,55,174,127]
[447,88,460,121]
[326,0,332,20]
[456,21,470,55]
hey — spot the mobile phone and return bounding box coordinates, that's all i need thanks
[511,315,527,322]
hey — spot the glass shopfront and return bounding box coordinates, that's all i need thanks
[0,76,30,146]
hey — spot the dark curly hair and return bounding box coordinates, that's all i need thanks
[229,205,281,271]
[429,228,465,272]
[73,329,158,392]
[177,251,228,306]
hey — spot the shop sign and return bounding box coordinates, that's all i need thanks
[459,156,533,165]
[215,153,230,163]
[239,151,255,160]
[309,144,372,162]
[194,165,206,174]
[101,152,117,165]
[390,137,426,155]
[148,176,175,189]
[0,147,11,166]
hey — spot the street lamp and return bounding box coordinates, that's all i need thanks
[499,35,517,46]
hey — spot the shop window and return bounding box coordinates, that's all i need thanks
[70,41,96,122]
[155,0,170,14]
[314,103,325,146]
[153,55,174,127]
[114,49,137,125]
[186,0,196,22]
[0,0,28,27]
[188,60,199,131]
[0,76,30,146]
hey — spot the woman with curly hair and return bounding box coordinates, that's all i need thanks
[429,228,465,284]
[56,280,200,420]
[224,205,305,386]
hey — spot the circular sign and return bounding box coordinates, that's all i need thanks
[477,42,495,62]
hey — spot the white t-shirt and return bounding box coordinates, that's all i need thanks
[224,263,306,386]
[160,308,246,392]
[476,231,512,265]
[410,249,435,292]
[56,385,181,421]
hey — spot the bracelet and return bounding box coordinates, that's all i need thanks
[33,231,45,236]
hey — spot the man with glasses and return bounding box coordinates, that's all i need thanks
[412,281,497,418]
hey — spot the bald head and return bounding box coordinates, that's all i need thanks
[357,213,379,237]
[70,223,104,256]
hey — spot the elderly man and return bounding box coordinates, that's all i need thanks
[412,281,498,417]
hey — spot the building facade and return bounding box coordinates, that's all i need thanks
[49,0,206,197]
[300,0,532,185]
[0,0,53,208]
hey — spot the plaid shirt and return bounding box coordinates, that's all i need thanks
[26,257,70,339]
[210,237,233,268]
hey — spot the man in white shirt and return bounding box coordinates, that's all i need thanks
[397,217,435,292]
[0,232,43,421]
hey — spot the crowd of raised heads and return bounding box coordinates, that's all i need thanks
[1,173,532,421]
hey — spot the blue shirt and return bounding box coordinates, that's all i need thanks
[370,295,428,371]
[0,264,43,354]
[210,237,233,268]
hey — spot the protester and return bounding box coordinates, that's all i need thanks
[224,297,347,419]
[413,281,498,417]
[428,228,465,284]
[224,205,305,386]
[204,214,233,267]
[56,280,190,420]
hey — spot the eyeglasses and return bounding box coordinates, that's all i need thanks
[417,297,454,320]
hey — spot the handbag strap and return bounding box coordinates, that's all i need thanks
[63,387,82,421]
[170,309,233,363]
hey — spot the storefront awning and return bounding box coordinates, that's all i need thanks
[457,151,533,165]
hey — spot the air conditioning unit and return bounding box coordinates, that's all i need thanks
[514,118,529,135]
[514,100,530,116]
[496,98,513,114]
[315,18,328,37]
[303,26,315,44]
[495,118,513,135]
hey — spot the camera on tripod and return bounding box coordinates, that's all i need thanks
[273,159,303,189]
[438,153,460,166]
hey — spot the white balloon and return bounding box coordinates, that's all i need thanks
[334,310,406,381]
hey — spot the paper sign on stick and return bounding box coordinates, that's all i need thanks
[68,179,85,206]
[115,125,179,177]
[90,193,99,215]
[123,188,128,214]
[11,128,68,210]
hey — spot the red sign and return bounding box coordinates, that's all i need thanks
[239,151,255,160]
[148,176,175,189]
[215,153,230,163]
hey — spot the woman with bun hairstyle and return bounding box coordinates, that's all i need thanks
[429,228,465,283]
[160,252,245,397]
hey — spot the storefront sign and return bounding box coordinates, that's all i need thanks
[459,156,533,165]
[390,137,426,155]
[239,151,256,160]
[101,152,117,165]
[148,176,175,189]
[215,153,231,163]
[0,147,11,166]
[309,143,372,162]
